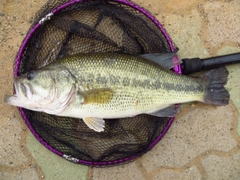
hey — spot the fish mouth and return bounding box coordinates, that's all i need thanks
[4,80,32,106]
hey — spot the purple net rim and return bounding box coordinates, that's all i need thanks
[14,0,182,166]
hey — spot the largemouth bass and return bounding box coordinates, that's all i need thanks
[5,52,229,132]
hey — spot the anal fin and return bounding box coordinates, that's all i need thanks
[149,105,180,117]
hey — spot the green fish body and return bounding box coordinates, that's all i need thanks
[5,52,229,132]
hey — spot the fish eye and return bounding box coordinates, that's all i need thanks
[27,71,36,80]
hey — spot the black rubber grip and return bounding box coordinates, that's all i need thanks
[181,58,203,75]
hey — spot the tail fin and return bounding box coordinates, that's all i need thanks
[202,67,229,105]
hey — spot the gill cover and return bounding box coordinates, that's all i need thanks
[5,64,77,114]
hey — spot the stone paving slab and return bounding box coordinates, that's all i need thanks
[27,133,88,180]
[0,0,239,180]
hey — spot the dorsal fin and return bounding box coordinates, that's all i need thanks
[140,48,181,69]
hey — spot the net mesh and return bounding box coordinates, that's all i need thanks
[15,0,175,165]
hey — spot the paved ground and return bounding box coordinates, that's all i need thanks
[0,0,240,179]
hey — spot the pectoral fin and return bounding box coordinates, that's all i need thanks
[83,117,105,132]
[80,88,114,104]
[149,105,180,117]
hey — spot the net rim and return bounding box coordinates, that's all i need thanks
[14,0,182,166]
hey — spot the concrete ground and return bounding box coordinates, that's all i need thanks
[0,0,240,179]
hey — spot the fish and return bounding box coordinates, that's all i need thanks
[4,51,229,132]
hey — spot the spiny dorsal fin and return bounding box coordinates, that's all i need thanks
[140,48,181,69]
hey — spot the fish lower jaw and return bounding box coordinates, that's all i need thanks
[4,95,24,107]
[5,94,45,112]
